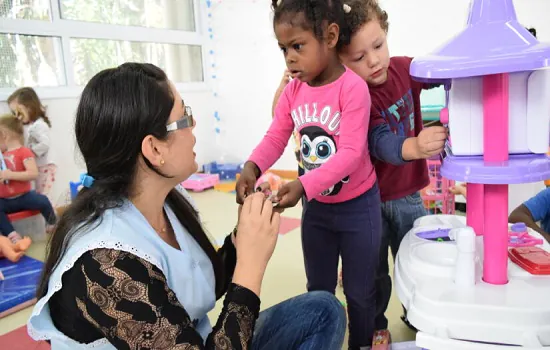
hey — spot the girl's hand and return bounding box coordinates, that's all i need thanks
[236,161,260,204]
[274,180,304,209]
[14,106,24,121]
[0,170,13,181]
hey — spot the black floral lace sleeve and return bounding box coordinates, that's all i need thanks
[216,233,237,297]
[50,248,260,350]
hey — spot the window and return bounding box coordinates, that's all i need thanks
[0,0,206,98]
[69,39,203,86]
[0,33,65,88]
[2,0,51,21]
[59,0,196,31]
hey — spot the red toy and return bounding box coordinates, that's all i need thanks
[509,246,550,275]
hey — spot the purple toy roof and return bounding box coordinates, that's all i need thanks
[411,0,550,80]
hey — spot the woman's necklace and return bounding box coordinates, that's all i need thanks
[149,208,166,234]
[152,219,172,235]
[153,225,167,234]
[152,212,179,249]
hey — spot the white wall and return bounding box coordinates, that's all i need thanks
[211,0,550,170]
[1,0,549,209]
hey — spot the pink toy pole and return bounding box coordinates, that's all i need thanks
[482,73,509,285]
[466,183,484,236]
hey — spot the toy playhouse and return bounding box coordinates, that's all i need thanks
[394,0,550,349]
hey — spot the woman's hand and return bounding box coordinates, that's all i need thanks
[232,191,280,296]
[236,192,280,267]
[233,182,283,245]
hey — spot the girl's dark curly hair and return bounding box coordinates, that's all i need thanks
[271,0,352,49]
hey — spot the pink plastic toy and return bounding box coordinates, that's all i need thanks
[439,107,449,124]
[181,173,220,192]
[420,158,455,215]
[481,73,510,284]
[391,1,550,347]
[508,223,544,248]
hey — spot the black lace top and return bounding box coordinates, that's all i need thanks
[48,234,260,349]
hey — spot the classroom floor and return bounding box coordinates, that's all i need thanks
[0,190,416,347]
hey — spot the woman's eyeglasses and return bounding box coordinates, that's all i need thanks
[166,105,194,132]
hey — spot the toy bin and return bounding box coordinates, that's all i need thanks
[420,158,455,215]
[8,210,47,242]
[203,162,243,181]
[181,173,220,192]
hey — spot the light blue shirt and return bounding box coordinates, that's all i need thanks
[27,188,216,349]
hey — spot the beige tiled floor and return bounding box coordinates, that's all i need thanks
[0,190,416,346]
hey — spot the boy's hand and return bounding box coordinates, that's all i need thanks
[274,180,304,208]
[272,69,293,118]
[414,126,447,159]
[449,183,467,197]
[236,162,261,204]
[278,69,292,90]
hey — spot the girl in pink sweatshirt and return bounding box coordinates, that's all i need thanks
[236,1,381,348]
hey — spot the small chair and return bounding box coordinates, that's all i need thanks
[7,210,46,242]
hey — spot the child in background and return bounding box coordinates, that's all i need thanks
[338,0,447,345]
[0,114,57,250]
[8,87,56,202]
[509,188,550,243]
[237,0,381,348]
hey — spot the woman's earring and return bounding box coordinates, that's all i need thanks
[160,159,165,166]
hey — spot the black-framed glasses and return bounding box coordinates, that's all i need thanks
[166,104,194,132]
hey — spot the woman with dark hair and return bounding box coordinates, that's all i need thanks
[27,63,346,349]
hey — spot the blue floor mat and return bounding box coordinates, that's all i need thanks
[0,256,43,314]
